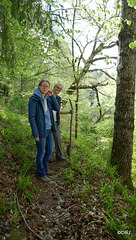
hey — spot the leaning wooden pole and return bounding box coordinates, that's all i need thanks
[67,99,73,156]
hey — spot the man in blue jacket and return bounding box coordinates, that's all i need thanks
[28,80,60,182]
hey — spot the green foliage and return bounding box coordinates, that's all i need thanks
[7,95,28,114]
[0,196,10,214]
[0,0,61,66]
[95,118,114,138]
[0,145,5,162]
[12,206,20,226]
[18,175,33,201]
[99,175,136,239]
[0,108,36,204]
[127,0,136,7]
[0,0,69,113]
[61,113,136,239]
[78,115,97,135]
[129,40,136,49]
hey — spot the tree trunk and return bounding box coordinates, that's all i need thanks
[111,0,136,187]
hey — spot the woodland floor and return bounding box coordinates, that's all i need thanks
[0,132,118,240]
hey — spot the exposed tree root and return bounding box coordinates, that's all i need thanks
[16,190,45,240]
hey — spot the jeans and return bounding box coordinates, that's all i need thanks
[35,129,53,177]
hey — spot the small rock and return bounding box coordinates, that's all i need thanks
[56,206,61,210]
[88,211,94,216]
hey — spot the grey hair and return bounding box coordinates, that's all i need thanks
[54,83,63,88]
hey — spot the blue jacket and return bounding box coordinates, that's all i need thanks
[28,92,60,138]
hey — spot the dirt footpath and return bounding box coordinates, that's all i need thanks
[20,159,117,240]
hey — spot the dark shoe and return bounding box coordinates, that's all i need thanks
[56,155,66,161]
[38,176,50,182]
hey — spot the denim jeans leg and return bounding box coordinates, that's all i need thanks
[43,130,53,173]
[35,138,46,177]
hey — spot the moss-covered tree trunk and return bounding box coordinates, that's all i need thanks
[111,0,136,187]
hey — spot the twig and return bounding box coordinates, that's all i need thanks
[75,232,78,240]
[16,191,45,240]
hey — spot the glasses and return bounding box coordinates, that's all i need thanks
[56,86,62,91]
[40,85,49,88]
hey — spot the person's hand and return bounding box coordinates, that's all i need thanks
[35,137,40,141]
[70,109,74,114]
[48,90,53,96]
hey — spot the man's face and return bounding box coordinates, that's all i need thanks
[54,84,63,95]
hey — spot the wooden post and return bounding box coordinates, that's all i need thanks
[67,99,73,156]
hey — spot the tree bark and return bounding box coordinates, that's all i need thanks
[111,0,136,187]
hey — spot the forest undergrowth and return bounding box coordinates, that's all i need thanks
[0,107,136,240]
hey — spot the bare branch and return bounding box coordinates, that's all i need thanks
[92,56,117,63]
[96,106,114,123]
[93,86,102,119]
[91,69,116,81]
[67,82,108,94]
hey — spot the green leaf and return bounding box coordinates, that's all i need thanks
[127,20,131,26]
[104,26,107,30]
[127,0,136,7]
[129,40,136,49]
[116,3,121,9]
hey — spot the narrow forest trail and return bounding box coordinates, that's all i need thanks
[26,160,117,240]
[0,129,118,240]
